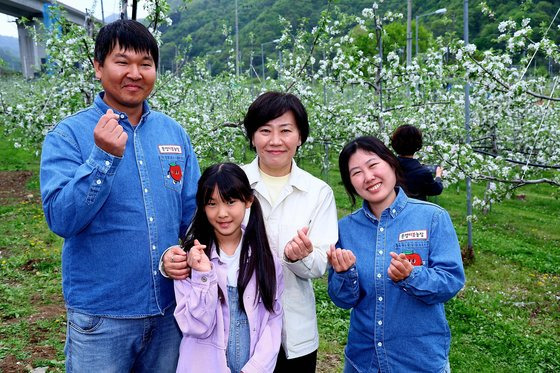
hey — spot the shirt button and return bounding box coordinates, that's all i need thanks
[96,179,102,185]
[120,114,125,119]
[379,227,384,232]
[201,276,207,282]
[153,271,157,276]
[139,160,143,165]
[149,217,154,222]
[378,250,383,255]
[144,188,148,193]
[377,273,382,278]
[377,342,382,347]
[378,297,383,301]
[152,245,156,250]
[105,160,110,166]
[392,209,396,214]
[167,174,171,178]
[378,320,382,325]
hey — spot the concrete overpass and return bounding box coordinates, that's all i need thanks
[0,0,94,78]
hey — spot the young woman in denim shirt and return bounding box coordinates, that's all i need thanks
[173,163,283,373]
[327,136,465,373]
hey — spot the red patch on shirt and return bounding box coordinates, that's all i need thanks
[404,251,423,266]
[168,163,182,182]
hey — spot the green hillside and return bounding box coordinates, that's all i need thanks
[159,0,559,73]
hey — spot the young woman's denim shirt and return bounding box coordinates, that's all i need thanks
[40,93,200,317]
[174,244,284,373]
[329,188,465,373]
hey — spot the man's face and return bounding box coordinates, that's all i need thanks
[94,43,156,114]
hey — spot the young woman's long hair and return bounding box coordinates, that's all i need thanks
[182,163,277,312]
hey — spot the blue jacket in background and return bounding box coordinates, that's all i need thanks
[329,188,465,373]
[40,93,200,317]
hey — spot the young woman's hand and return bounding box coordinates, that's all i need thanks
[187,239,211,272]
[284,226,314,262]
[388,252,413,282]
[327,244,356,273]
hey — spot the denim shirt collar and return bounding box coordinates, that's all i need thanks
[359,186,408,221]
[93,92,151,124]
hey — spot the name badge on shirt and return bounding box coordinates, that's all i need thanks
[398,230,428,241]
[158,145,182,154]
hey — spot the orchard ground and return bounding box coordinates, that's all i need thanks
[0,138,558,372]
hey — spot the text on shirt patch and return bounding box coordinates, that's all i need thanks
[398,230,428,241]
[158,145,182,154]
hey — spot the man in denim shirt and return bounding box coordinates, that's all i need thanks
[40,20,200,372]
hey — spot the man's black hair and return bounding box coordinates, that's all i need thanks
[94,20,159,69]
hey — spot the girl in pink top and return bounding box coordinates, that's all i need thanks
[174,163,283,373]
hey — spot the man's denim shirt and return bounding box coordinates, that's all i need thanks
[40,93,200,318]
[328,188,465,373]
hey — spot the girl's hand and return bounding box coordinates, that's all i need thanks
[327,244,356,273]
[388,252,413,282]
[187,239,211,272]
[284,226,313,262]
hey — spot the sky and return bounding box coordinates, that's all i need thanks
[0,0,149,38]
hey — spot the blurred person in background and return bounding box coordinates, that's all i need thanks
[390,124,443,201]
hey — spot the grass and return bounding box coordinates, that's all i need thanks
[0,140,558,372]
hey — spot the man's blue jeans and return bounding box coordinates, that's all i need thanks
[65,307,181,372]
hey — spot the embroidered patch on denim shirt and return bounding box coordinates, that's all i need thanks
[403,251,423,266]
[158,145,182,154]
[398,230,428,241]
[168,163,183,182]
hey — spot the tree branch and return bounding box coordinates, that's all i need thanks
[286,2,332,92]
[469,55,560,101]
[383,101,450,113]
[472,148,560,169]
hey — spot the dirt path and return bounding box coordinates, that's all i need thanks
[0,170,66,372]
[0,170,37,205]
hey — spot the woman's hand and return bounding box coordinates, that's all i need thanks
[187,240,211,272]
[388,252,413,282]
[327,244,356,273]
[284,226,313,262]
[163,245,190,280]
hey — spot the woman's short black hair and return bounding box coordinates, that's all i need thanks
[390,125,423,156]
[94,20,159,69]
[243,91,309,150]
[339,136,405,205]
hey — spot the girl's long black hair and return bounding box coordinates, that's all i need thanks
[182,163,277,312]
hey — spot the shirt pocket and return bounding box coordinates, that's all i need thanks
[159,154,185,192]
[394,240,429,267]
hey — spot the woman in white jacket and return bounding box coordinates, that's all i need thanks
[241,92,338,372]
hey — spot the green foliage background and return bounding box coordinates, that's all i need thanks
[159,0,560,72]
